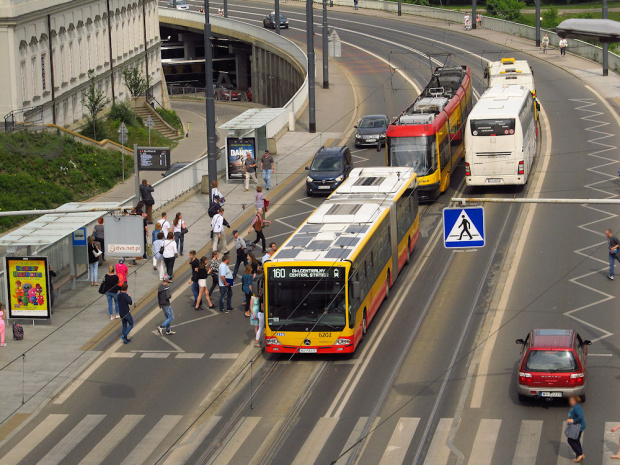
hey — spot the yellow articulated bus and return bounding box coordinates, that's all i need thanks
[264,167,419,355]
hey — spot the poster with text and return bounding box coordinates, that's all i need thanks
[5,256,51,319]
[227,137,255,180]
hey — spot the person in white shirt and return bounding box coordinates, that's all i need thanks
[559,37,568,57]
[157,212,171,238]
[152,232,166,280]
[172,212,186,256]
[218,255,233,313]
[211,208,228,253]
[211,180,224,204]
[162,231,178,280]
[542,33,550,53]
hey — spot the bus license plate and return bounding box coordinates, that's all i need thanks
[540,391,562,398]
[486,178,502,183]
[299,348,317,353]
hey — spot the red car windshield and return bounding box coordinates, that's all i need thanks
[524,350,578,372]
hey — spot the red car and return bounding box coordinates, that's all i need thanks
[516,329,591,402]
[216,84,243,101]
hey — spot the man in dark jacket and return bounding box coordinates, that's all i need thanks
[157,275,175,335]
[118,283,133,343]
[140,179,155,224]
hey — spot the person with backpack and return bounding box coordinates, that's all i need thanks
[157,212,171,238]
[139,179,155,224]
[162,231,178,280]
[153,232,166,280]
[232,230,248,280]
[103,265,120,320]
[157,275,175,336]
[211,208,228,253]
[87,236,102,286]
[118,283,133,343]
[248,208,271,253]
[208,197,222,219]
[0,303,6,347]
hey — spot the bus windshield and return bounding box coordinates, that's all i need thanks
[267,267,346,332]
[389,136,436,176]
[470,119,515,136]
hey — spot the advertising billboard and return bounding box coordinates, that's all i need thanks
[226,137,255,180]
[104,215,145,258]
[137,147,171,171]
[5,256,51,319]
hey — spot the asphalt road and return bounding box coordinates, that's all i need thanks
[1,2,619,465]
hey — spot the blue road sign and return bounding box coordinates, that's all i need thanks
[443,207,485,249]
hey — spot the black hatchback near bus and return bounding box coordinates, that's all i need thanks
[305,146,353,196]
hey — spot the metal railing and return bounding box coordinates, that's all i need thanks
[4,105,44,133]
[167,84,252,102]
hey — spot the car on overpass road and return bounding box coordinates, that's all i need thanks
[263,12,289,29]
[516,329,591,402]
[167,0,189,10]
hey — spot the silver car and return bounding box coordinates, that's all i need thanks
[168,0,190,10]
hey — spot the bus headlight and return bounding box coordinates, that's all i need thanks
[266,337,281,345]
[306,176,314,183]
[334,337,352,345]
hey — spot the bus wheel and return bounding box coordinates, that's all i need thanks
[362,311,367,336]
[384,272,391,301]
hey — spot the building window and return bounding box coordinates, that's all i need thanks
[20,60,27,100]
[31,57,37,96]
[40,54,46,92]
[68,42,73,77]
[95,31,100,66]
[60,45,65,82]
[87,35,91,70]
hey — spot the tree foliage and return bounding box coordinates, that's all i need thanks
[486,0,526,21]
[82,70,110,141]
[122,66,151,99]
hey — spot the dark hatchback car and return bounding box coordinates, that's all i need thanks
[263,13,289,29]
[305,146,352,196]
[354,114,389,148]
[162,162,190,177]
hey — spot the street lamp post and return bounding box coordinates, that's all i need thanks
[322,0,329,89]
[204,0,219,196]
[535,0,541,47]
[275,0,281,35]
[306,0,316,133]
[224,0,228,17]
[398,0,402,17]
[603,0,609,76]
[472,0,476,29]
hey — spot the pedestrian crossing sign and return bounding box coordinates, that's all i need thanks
[443,207,485,249]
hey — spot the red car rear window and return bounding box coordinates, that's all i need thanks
[524,350,578,372]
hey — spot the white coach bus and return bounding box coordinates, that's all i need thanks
[464,85,537,186]
[485,57,535,96]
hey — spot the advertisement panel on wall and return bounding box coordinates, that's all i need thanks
[226,137,255,180]
[5,256,51,319]
[104,215,145,258]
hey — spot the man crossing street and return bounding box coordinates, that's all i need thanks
[157,275,175,335]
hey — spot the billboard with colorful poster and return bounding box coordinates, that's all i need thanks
[5,256,51,319]
[226,137,255,180]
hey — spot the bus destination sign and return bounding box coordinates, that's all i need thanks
[269,267,344,280]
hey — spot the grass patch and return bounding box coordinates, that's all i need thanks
[0,131,131,231]
[156,108,183,131]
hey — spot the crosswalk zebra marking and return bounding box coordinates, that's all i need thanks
[293,417,339,465]
[1,414,68,464]
[176,353,206,359]
[211,417,260,465]
[78,415,144,465]
[140,353,170,359]
[37,414,105,465]
[338,417,370,463]
[603,422,620,465]
[423,418,452,465]
[512,420,543,465]
[120,415,182,465]
[379,417,420,465]
[467,419,501,465]
[109,352,136,358]
[162,416,221,465]
[557,424,583,465]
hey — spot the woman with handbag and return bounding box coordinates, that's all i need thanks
[102,266,120,320]
[565,395,586,462]
[195,257,215,310]
[173,212,187,256]
[93,218,105,261]
[87,236,102,286]
[162,232,178,280]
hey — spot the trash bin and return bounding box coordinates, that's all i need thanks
[201,175,210,194]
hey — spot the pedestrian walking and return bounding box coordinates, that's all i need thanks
[249,253,260,277]
[260,150,275,190]
[103,265,120,320]
[211,208,229,253]
[242,265,253,316]
[559,37,568,57]
[565,395,586,462]
[116,258,129,287]
[172,212,186,256]
[208,196,222,219]
[610,423,620,459]
[153,232,166,280]
[87,236,102,286]
[252,273,265,347]
[152,222,162,269]
[232,230,248,279]
[464,13,471,30]
[163,231,178,280]
[157,212,171,238]
[137,207,149,260]
[211,180,224,204]
[542,33,550,53]
[476,13,482,28]
[244,153,259,191]
[606,229,620,280]
[189,250,200,306]
[219,255,234,313]
[140,179,155,224]
[255,186,267,215]
[157,275,175,336]
[262,245,276,265]
[353,0,358,10]
[195,257,215,310]
[48,265,57,310]
[208,251,221,296]
[118,283,133,343]
[249,208,271,253]
[0,303,6,347]
[93,218,105,261]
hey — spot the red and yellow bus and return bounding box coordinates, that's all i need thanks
[386,66,472,201]
[263,168,419,354]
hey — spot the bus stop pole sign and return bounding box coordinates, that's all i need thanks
[443,206,485,249]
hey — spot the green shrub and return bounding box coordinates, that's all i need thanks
[108,102,143,126]
[542,6,560,28]
[156,108,183,131]
[486,0,526,22]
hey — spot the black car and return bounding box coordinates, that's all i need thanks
[305,146,352,196]
[354,114,389,148]
[263,12,289,29]
[162,162,190,177]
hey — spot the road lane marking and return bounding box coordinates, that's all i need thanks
[120,415,183,465]
[176,353,206,359]
[338,417,370,463]
[211,417,261,465]
[422,418,452,465]
[293,417,339,465]
[37,414,105,465]
[0,414,68,464]
[557,424,583,465]
[140,353,170,358]
[79,415,144,465]
[378,417,420,465]
[603,422,620,465]
[162,416,221,465]
[470,105,553,409]
[466,419,501,465]
[109,352,137,358]
[512,420,542,465]
[210,353,240,359]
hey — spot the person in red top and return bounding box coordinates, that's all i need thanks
[115,258,129,287]
[248,208,271,253]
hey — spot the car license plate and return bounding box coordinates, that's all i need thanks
[540,391,562,397]
[366,138,376,142]
[299,348,317,353]
[318,186,331,189]
[486,178,502,183]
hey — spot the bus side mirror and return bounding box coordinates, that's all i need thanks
[583,340,592,346]
[351,281,360,299]
[516,338,525,345]
[536,102,541,111]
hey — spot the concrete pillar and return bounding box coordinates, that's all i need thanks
[184,38,196,60]
[235,52,250,90]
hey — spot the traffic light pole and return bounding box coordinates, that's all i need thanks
[471,0,476,29]
[322,0,329,89]
[535,0,541,47]
[204,0,219,196]
[603,0,609,76]
[306,0,316,133]
[275,0,281,34]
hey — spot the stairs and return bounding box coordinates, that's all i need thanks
[133,103,180,140]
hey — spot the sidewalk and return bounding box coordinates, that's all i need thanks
[0,57,356,431]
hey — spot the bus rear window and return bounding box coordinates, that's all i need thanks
[470,119,515,136]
